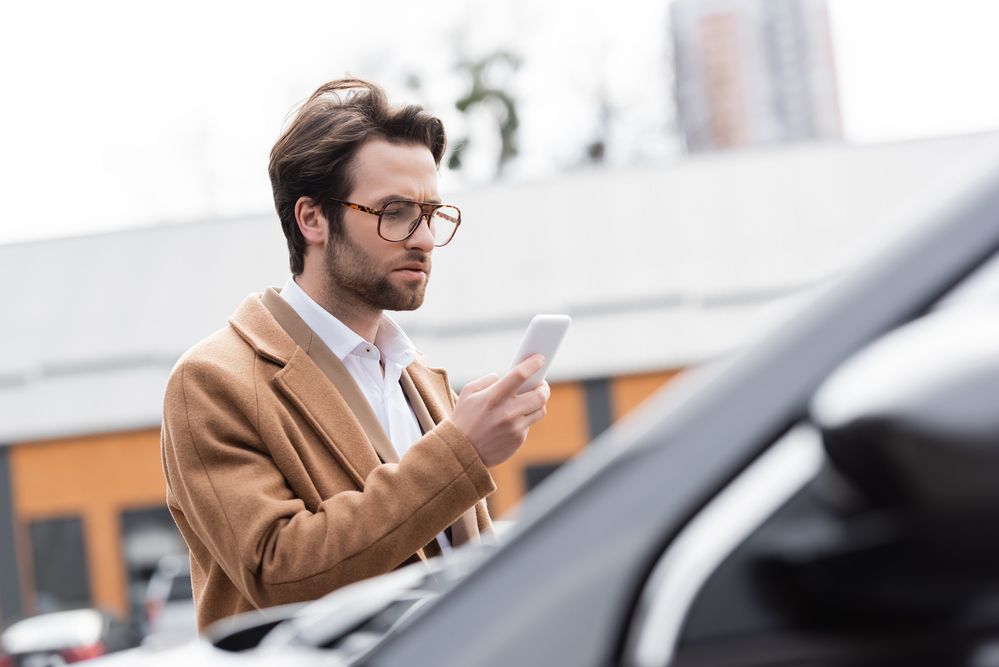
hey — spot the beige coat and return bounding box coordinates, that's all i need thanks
[161,289,494,630]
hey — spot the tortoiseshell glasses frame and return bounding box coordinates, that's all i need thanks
[329,198,462,247]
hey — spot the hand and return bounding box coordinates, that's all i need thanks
[449,355,551,468]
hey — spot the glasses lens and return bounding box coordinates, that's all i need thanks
[379,201,423,241]
[430,206,460,246]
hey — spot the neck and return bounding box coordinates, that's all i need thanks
[294,272,381,344]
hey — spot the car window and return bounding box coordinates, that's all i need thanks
[168,574,193,602]
[626,250,999,667]
[623,426,826,667]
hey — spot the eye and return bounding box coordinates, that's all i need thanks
[381,203,407,220]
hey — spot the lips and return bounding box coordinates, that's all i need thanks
[392,263,428,281]
[394,263,428,272]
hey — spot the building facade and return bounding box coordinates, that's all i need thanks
[0,371,677,628]
[2,133,993,628]
[672,0,841,151]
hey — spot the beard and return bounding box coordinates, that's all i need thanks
[323,230,431,312]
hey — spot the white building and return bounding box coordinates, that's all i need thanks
[3,133,994,444]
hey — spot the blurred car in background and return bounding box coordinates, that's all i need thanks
[142,554,196,648]
[0,608,139,666]
[90,163,999,666]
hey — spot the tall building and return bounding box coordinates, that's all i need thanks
[672,0,842,151]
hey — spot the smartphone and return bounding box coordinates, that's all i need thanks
[510,314,572,394]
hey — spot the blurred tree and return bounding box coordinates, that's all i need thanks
[448,51,521,178]
[585,87,613,164]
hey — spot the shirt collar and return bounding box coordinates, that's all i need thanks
[372,312,418,367]
[279,276,417,367]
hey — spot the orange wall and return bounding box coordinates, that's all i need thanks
[9,429,165,615]
[488,381,590,517]
[612,369,682,421]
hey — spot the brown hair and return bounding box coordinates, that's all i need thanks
[269,78,448,274]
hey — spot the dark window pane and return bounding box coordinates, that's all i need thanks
[0,446,24,622]
[524,463,563,493]
[29,516,90,612]
[583,378,613,439]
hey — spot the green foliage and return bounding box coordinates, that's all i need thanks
[451,50,522,177]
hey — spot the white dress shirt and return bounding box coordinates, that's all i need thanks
[279,276,452,554]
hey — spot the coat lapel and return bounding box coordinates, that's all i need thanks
[402,365,482,547]
[269,349,378,487]
[399,370,436,434]
[228,293,379,487]
[260,289,401,468]
[405,362,457,422]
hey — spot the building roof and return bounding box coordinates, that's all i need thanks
[3,133,998,443]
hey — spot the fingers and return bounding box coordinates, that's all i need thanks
[517,403,548,431]
[513,381,550,415]
[461,372,500,397]
[492,355,546,397]
[455,368,551,468]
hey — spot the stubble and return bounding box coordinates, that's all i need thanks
[323,231,430,312]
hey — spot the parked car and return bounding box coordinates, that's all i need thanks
[91,162,999,666]
[142,554,196,647]
[0,608,140,666]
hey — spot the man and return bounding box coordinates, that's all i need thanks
[160,78,550,631]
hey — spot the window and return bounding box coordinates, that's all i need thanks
[29,516,90,612]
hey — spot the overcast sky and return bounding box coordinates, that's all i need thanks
[2,0,998,245]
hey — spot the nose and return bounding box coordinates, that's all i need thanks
[404,213,436,253]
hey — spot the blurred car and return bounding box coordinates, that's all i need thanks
[0,608,139,666]
[90,162,999,666]
[142,554,196,648]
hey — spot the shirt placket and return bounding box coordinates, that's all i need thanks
[383,362,406,446]
[358,349,391,440]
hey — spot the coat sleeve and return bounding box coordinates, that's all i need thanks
[161,354,496,610]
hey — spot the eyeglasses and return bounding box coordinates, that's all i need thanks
[330,198,462,247]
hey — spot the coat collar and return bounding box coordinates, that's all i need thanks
[227,290,300,365]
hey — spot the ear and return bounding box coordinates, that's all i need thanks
[294,196,327,247]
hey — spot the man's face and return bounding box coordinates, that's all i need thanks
[323,139,440,312]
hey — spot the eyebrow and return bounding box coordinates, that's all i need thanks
[377,194,443,207]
